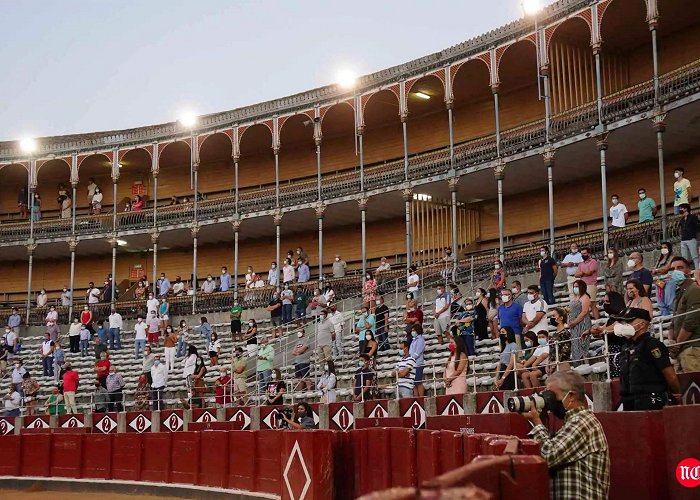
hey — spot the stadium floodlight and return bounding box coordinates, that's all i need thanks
[522,0,542,16]
[414,92,431,100]
[178,112,197,128]
[337,68,358,90]
[20,137,38,154]
[116,239,128,246]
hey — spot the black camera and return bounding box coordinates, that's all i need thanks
[507,390,556,413]
[275,407,294,428]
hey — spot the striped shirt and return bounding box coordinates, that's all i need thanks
[395,355,417,391]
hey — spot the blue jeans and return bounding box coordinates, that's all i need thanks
[540,278,555,305]
[658,280,676,317]
[282,304,293,324]
[201,330,211,347]
[134,339,146,359]
[80,339,89,356]
[176,336,187,357]
[109,328,121,349]
[257,369,271,396]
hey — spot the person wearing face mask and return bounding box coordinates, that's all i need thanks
[627,251,653,296]
[267,262,278,287]
[133,316,148,360]
[266,368,286,406]
[3,382,22,417]
[590,291,628,377]
[561,244,583,300]
[201,275,216,294]
[402,298,422,344]
[292,330,312,391]
[574,247,600,320]
[453,298,477,357]
[491,260,506,291]
[281,402,315,430]
[612,307,681,410]
[296,258,310,283]
[433,284,452,345]
[373,297,389,352]
[407,266,420,303]
[219,266,231,293]
[668,256,700,372]
[318,360,337,403]
[60,286,71,307]
[494,327,518,390]
[376,256,391,274]
[442,247,455,283]
[267,292,283,338]
[146,292,159,316]
[94,351,111,388]
[609,193,628,228]
[0,337,9,378]
[256,336,275,396]
[509,281,527,308]
[150,355,167,410]
[45,385,65,416]
[173,276,187,297]
[364,330,379,370]
[652,241,676,317]
[232,347,248,405]
[363,271,378,310]
[538,247,558,305]
[317,310,335,363]
[520,331,550,388]
[395,340,417,399]
[353,354,375,402]
[444,337,468,395]
[568,279,592,362]
[215,367,232,407]
[549,308,572,370]
[106,366,125,412]
[280,284,294,325]
[332,255,347,278]
[678,203,700,268]
[497,289,523,349]
[522,285,549,336]
[93,379,109,413]
[603,247,624,295]
[229,298,243,342]
[473,289,489,341]
[36,288,48,308]
[673,167,692,214]
[282,258,295,285]
[243,318,258,356]
[355,305,376,354]
[523,370,610,499]
[637,187,657,223]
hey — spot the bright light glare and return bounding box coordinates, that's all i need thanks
[414,92,431,100]
[178,112,197,128]
[522,0,542,16]
[20,137,37,154]
[337,69,358,89]
[116,239,128,246]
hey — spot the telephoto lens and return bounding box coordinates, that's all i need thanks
[507,393,546,413]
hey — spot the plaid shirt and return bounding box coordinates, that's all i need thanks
[529,407,610,500]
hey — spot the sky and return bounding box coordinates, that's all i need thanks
[0,0,556,141]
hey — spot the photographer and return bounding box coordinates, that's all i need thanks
[281,402,315,430]
[522,370,610,499]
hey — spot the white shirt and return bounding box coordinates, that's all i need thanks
[183,354,197,378]
[61,291,71,306]
[268,268,278,286]
[376,262,391,272]
[42,340,54,355]
[532,344,550,358]
[5,330,17,346]
[88,288,101,304]
[523,298,549,332]
[147,298,159,314]
[173,282,185,294]
[68,323,82,337]
[254,279,265,288]
[434,292,451,315]
[151,363,168,388]
[330,311,345,335]
[108,312,123,329]
[609,203,628,228]
[407,273,419,293]
[208,339,221,353]
[134,322,147,340]
[283,265,295,283]
[92,192,103,203]
[201,280,216,293]
[45,310,58,323]
[562,252,583,276]
[37,293,48,307]
[4,391,21,411]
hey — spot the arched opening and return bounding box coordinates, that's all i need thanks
[451,59,494,143]
[320,102,356,175]
[405,75,449,155]
[159,141,192,205]
[77,155,112,214]
[118,148,152,210]
[278,114,316,183]
[37,159,73,218]
[498,39,545,129]
[239,124,274,189]
[0,163,29,220]
[655,0,700,73]
[198,132,234,197]
[363,89,402,165]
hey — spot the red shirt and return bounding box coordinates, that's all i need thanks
[63,370,79,392]
[215,374,232,405]
[80,310,92,325]
[95,360,111,378]
[132,200,144,211]
[406,308,424,325]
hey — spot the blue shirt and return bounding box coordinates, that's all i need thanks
[500,342,518,365]
[409,334,425,365]
[297,264,310,283]
[356,314,375,340]
[7,314,21,328]
[158,279,170,296]
[220,273,231,292]
[498,302,523,334]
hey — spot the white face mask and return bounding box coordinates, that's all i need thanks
[465,304,474,311]
[271,373,277,380]
[675,171,681,179]
[572,287,580,296]
[335,257,340,262]
[271,264,276,269]
[511,287,518,294]
[571,248,578,254]
[607,252,614,259]
[525,340,533,347]
[207,277,212,281]
[639,193,646,200]
[661,248,669,255]
[501,295,510,303]
[540,251,546,257]
[297,332,303,338]
[627,259,636,269]
[612,198,618,205]
[527,293,535,301]
[375,300,381,305]
[613,322,637,338]
[494,264,501,270]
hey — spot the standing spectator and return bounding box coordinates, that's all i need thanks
[494,327,518,390]
[609,194,628,228]
[176,320,189,358]
[158,273,171,298]
[208,332,221,366]
[550,308,572,368]
[92,187,103,214]
[79,322,91,357]
[433,283,451,344]
[308,288,327,318]
[46,386,65,416]
[332,255,347,278]
[86,177,98,204]
[674,167,692,214]
[22,372,40,416]
[201,275,216,293]
[228,298,242,341]
[511,281,528,308]
[282,258,295,285]
[374,296,390,352]
[53,342,65,383]
[40,332,55,377]
[454,298,477,357]
[267,293,283,338]
[150,355,167,411]
[322,282,335,303]
[159,298,170,334]
[5,326,18,356]
[232,347,248,406]
[7,307,21,331]
[395,340,417,399]
[266,368,286,406]
[108,307,122,350]
[3,384,22,417]
[199,316,212,347]
[36,288,48,308]
[67,318,81,354]
[106,366,125,412]
[142,345,155,385]
[18,185,28,219]
[637,188,657,223]
[376,256,391,273]
[94,336,108,361]
[407,266,420,303]
[243,319,258,357]
[444,336,469,395]
[442,247,455,283]
[538,246,558,305]
[61,195,72,219]
[30,192,42,221]
[146,310,160,346]
[11,360,26,394]
[668,256,700,373]
[134,375,150,411]
[652,242,676,317]
[0,338,8,378]
[678,203,699,268]
[561,243,583,299]
[522,285,549,336]
[173,276,187,296]
[266,262,277,287]
[215,367,232,407]
[575,247,600,319]
[292,330,312,391]
[491,260,506,290]
[409,325,426,397]
[316,310,334,363]
[403,297,423,344]
[134,316,148,359]
[281,285,294,325]
[46,319,59,342]
[61,287,71,306]
[364,331,378,367]
[96,320,109,345]
[294,287,308,323]
[318,360,337,403]
[297,258,310,283]
[355,304,375,355]
[256,336,274,396]
[62,363,79,414]
[245,266,255,287]
[86,284,100,305]
[363,271,378,309]
[497,288,522,345]
[80,304,94,333]
[627,251,653,295]
[353,354,375,402]
[135,281,147,300]
[93,381,109,413]
[569,280,593,362]
[163,326,177,372]
[131,195,144,211]
[296,246,309,264]
[219,266,231,292]
[604,248,624,294]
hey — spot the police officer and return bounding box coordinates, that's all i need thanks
[611,307,681,410]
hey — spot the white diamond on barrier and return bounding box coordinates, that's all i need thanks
[229,410,252,429]
[480,395,504,414]
[283,440,311,500]
[29,418,49,429]
[367,404,387,418]
[331,406,354,431]
[403,401,426,429]
[195,410,216,423]
[262,409,280,429]
[128,413,151,433]
[61,416,85,428]
[0,419,15,435]
[441,399,464,416]
[96,415,117,434]
[162,413,183,432]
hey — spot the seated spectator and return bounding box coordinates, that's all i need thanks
[266,368,286,406]
[45,386,65,416]
[282,402,315,430]
[520,331,550,388]
[253,274,265,288]
[376,256,391,273]
[318,360,337,403]
[93,380,109,413]
[353,354,374,402]
[123,201,132,212]
[444,336,468,395]
[215,367,232,407]
[169,196,178,206]
[627,251,653,295]
[395,340,417,399]
[494,327,517,390]
[625,278,655,320]
[201,275,216,294]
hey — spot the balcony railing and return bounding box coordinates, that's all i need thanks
[1,61,698,245]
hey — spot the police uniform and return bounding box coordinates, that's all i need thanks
[619,331,672,411]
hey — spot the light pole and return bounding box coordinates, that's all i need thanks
[20,138,38,325]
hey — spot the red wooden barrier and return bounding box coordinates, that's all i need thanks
[355,417,413,429]
[331,431,355,500]
[281,431,334,500]
[170,431,200,485]
[111,433,142,480]
[141,433,172,483]
[365,427,392,492]
[398,397,427,429]
[228,431,257,491]
[20,433,51,476]
[663,405,700,500]
[416,430,441,484]
[427,412,530,436]
[439,430,464,473]
[435,394,464,416]
[350,428,369,498]
[81,433,112,479]
[0,434,21,475]
[50,433,83,478]
[198,430,229,488]
[390,427,417,487]
[256,429,282,494]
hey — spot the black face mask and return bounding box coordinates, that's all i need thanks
[549,318,558,327]
[543,390,567,420]
[581,254,590,261]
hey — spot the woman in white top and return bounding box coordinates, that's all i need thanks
[183,345,198,380]
[245,267,254,287]
[92,187,103,214]
[317,360,337,403]
[208,332,221,366]
[36,289,48,308]
[407,265,420,303]
[45,305,58,324]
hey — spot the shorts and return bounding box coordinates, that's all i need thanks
[295,362,310,379]
[147,332,159,343]
[295,308,305,319]
[414,366,424,385]
[231,320,242,334]
[209,351,219,358]
[271,317,281,327]
[233,378,247,393]
[461,334,476,356]
[160,314,169,320]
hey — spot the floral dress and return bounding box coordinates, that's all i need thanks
[363,279,377,306]
[569,298,591,362]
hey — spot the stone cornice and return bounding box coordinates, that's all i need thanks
[0,0,587,159]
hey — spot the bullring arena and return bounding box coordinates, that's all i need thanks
[1,0,699,498]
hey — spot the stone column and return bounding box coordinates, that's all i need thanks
[401,112,409,181]
[402,187,413,271]
[68,238,78,320]
[231,219,241,300]
[652,112,668,238]
[448,177,459,276]
[273,212,283,288]
[494,161,506,261]
[191,224,199,315]
[596,133,610,251]
[109,235,118,306]
[491,84,501,156]
[25,242,37,324]
[358,197,368,278]
[544,148,556,253]
[316,203,326,279]
[150,229,160,294]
